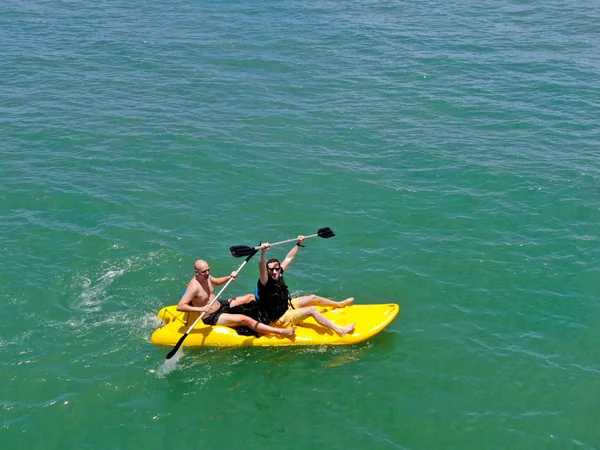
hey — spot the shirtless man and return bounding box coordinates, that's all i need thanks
[177,259,295,338]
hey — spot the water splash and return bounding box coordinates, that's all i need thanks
[155,349,183,377]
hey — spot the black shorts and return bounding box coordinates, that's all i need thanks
[201,299,265,337]
[202,299,231,326]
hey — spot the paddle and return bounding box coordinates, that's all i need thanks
[165,249,259,360]
[229,227,336,258]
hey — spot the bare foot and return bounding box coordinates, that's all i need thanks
[279,327,296,338]
[336,322,355,336]
[338,297,354,307]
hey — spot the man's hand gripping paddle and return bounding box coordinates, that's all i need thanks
[229,227,335,258]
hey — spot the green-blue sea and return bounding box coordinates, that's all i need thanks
[2,0,599,448]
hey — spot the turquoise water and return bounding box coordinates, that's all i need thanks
[2,0,599,448]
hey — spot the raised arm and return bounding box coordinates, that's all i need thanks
[259,244,270,286]
[281,235,305,272]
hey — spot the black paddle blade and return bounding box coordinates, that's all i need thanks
[317,227,335,238]
[166,334,187,359]
[230,245,255,258]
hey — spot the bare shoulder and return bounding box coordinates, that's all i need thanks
[186,277,201,293]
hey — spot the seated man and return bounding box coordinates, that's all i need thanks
[177,259,295,338]
[255,237,355,336]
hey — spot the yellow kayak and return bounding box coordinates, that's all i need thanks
[151,303,399,347]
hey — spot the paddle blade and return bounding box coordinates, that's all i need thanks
[166,334,187,359]
[230,245,255,258]
[317,227,335,239]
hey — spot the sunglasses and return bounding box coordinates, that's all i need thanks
[268,266,281,273]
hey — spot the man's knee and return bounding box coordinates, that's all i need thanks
[305,306,318,316]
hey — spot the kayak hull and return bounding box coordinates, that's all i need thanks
[151,303,399,347]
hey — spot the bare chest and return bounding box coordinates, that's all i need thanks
[190,280,215,307]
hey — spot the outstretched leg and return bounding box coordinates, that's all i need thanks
[228,293,256,308]
[295,306,355,336]
[292,294,354,309]
[217,313,296,338]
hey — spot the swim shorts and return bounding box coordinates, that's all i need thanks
[202,299,231,326]
[200,299,263,337]
[272,298,303,327]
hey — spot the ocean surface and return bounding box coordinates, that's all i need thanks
[2,0,599,448]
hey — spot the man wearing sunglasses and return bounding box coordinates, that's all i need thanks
[177,259,296,338]
[256,236,355,336]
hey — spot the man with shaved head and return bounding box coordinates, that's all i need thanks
[177,259,295,338]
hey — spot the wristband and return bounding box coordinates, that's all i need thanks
[296,243,305,247]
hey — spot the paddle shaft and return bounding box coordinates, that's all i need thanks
[230,227,335,258]
[165,250,258,359]
[253,232,320,251]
